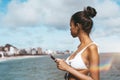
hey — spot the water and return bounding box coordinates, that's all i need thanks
[0,55,68,80]
[99,53,120,80]
[0,54,120,80]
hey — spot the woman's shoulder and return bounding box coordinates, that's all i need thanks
[87,42,99,55]
[89,43,97,49]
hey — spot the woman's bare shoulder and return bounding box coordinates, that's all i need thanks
[88,44,98,56]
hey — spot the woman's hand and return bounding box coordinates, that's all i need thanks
[55,58,95,80]
[55,58,70,71]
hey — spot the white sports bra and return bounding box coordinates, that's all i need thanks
[66,42,96,69]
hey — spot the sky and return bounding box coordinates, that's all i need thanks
[0,0,120,53]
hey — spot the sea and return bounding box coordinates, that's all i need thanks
[0,53,120,80]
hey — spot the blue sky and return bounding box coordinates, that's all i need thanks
[0,0,120,52]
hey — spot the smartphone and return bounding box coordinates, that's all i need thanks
[50,54,56,60]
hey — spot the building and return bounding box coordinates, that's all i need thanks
[31,48,37,55]
[37,47,42,55]
[4,44,19,56]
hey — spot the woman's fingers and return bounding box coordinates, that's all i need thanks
[55,58,69,71]
[55,58,62,63]
[55,59,63,67]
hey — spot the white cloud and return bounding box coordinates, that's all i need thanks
[95,0,120,18]
[0,0,94,29]
[96,36,120,52]
[2,0,41,27]
[1,0,120,32]
[92,0,120,37]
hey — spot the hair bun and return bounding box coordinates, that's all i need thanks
[84,6,97,18]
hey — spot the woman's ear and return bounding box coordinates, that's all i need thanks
[76,23,82,30]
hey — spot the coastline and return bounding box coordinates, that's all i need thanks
[0,55,45,63]
[0,53,68,63]
[1,53,119,63]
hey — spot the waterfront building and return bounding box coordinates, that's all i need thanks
[4,44,18,56]
[0,46,5,58]
[31,48,37,55]
[37,47,42,55]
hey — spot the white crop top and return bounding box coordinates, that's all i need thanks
[66,42,96,69]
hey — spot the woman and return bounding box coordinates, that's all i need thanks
[55,6,99,80]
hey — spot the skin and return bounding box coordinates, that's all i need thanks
[55,20,100,80]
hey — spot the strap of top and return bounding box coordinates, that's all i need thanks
[76,42,95,56]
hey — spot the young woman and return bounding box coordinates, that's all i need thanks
[55,6,99,80]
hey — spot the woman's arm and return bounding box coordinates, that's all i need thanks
[55,45,99,80]
[56,59,93,80]
[88,44,100,80]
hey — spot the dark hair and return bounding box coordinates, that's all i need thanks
[71,6,97,35]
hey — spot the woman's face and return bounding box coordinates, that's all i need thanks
[70,20,79,38]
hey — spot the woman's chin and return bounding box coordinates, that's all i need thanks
[71,34,76,37]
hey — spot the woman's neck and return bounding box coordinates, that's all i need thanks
[78,31,92,45]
